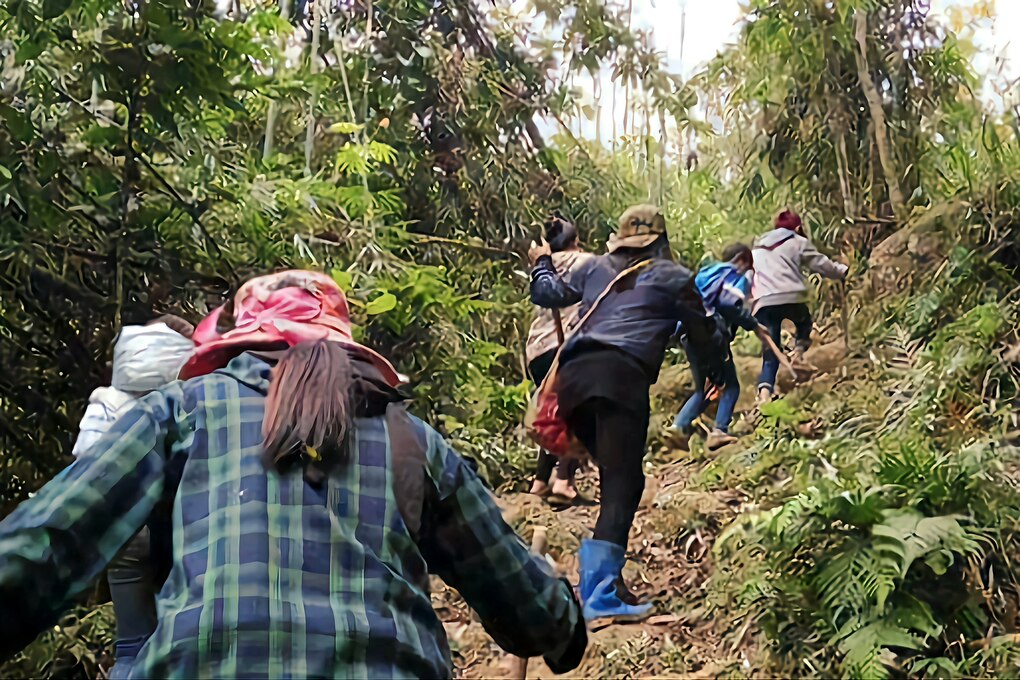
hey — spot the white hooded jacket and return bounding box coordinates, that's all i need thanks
[751,228,848,313]
[72,323,194,457]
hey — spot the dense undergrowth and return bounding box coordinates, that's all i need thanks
[701,220,1020,677]
[4,0,1020,677]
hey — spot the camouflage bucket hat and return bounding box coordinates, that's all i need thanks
[607,204,667,253]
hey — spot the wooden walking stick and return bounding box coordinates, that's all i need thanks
[755,325,800,381]
[838,279,851,351]
[512,526,549,680]
[552,308,566,346]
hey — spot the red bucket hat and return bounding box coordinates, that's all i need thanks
[180,270,405,386]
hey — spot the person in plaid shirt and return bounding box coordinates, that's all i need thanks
[0,271,585,679]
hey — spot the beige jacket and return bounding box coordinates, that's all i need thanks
[526,250,594,363]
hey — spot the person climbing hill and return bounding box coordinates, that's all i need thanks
[529,205,727,623]
[526,213,594,505]
[0,271,586,679]
[71,315,195,680]
[670,243,759,452]
[752,209,848,404]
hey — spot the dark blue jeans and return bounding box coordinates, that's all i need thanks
[755,303,813,390]
[107,527,157,676]
[674,356,740,433]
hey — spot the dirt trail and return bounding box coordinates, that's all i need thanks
[434,338,847,678]
[434,453,751,678]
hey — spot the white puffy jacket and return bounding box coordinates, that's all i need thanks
[751,228,848,313]
[72,323,194,457]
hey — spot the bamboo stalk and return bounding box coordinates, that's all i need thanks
[304,0,324,175]
[611,66,618,150]
[360,0,373,124]
[643,90,651,193]
[263,0,291,159]
[623,0,632,141]
[658,107,667,205]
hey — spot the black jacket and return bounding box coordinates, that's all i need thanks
[530,252,725,383]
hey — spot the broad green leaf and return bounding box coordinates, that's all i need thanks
[365,292,397,315]
[0,165,11,180]
[331,269,354,291]
[42,0,71,19]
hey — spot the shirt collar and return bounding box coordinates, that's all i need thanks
[215,353,272,394]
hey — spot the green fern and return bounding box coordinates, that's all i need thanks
[837,622,910,680]
[833,597,942,679]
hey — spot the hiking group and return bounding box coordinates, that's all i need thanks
[0,207,846,678]
[523,205,847,621]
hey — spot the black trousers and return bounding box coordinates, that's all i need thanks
[569,399,649,547]
[107,526,158,661]
[755,302,813,390]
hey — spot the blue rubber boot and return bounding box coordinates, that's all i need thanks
[578,539,652,622]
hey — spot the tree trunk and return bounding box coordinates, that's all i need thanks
[304,0,324,175]
[658,106,667,204]
[611,70,618,150]
[827,95,855,220]
[852,10,906,222]
[263,0,291,160]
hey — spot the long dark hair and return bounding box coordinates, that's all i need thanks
[543,213,579,253]
[262,340,355,474]
[722,242,752,266]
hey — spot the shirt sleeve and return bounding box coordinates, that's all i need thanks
[0,389,179,661]
[70,402,110,458]
[70,389,131,458]
[418,430,586,672]
[530,255,584,309]
[801,240,848,280]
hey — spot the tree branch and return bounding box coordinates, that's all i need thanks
[134,149,236,282]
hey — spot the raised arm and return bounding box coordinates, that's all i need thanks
[418,429,586,673]
[530,254,583,309]
[802,240,848,280]
[0,390,179,661]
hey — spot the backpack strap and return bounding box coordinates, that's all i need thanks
[385,403,428,540]
[538,259,655,391]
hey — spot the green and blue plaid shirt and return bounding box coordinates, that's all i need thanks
[0,354,581,678]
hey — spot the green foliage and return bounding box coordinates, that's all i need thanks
[0,0,668,511]
[5,0,1020,677]
[1,605,116,678]
[709,286,1020,677]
